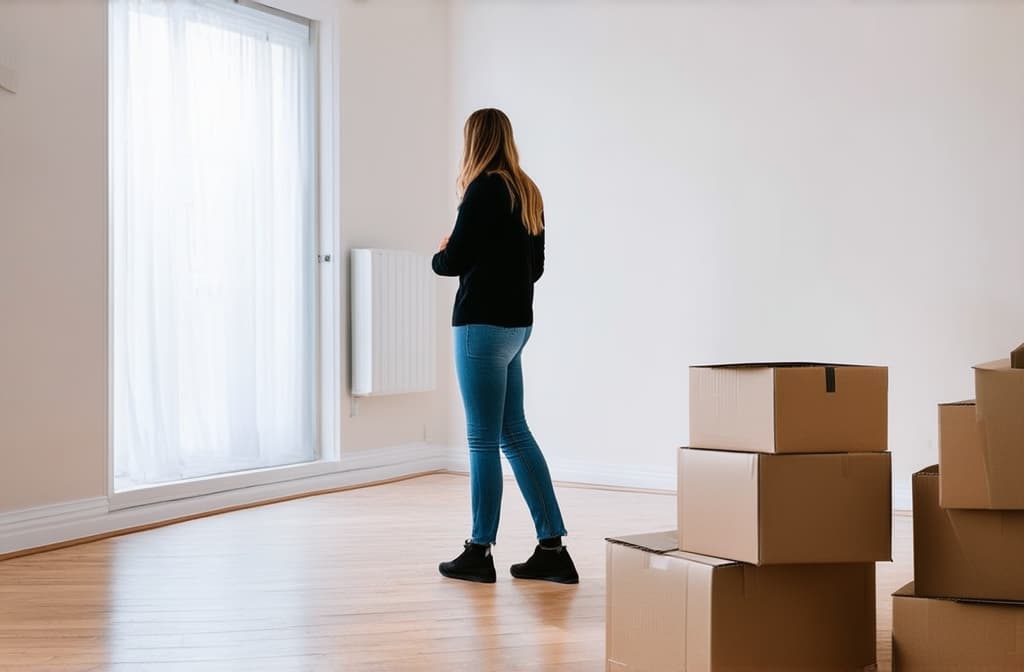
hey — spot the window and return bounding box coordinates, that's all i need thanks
[109,0,321,490]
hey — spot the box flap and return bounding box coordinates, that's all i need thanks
[939,399,976,407]
[894,582,1024,606]
[952,596,1024,606]
[915,465,939,477]
[691,362,874,370]
[605,531,679,554]
[974,359,1013,371]
[665,550,740,567]
[605,532,742,567]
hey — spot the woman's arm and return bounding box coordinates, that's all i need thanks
[432,178,492,277]
[531,217,545,282]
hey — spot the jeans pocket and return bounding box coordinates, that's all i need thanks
[464,325,488,360]
[465,325,521,361]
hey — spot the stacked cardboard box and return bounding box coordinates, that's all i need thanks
[607,363,891,671]
[893,347,1024,670]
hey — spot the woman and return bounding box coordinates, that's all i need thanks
[432,108,578,585]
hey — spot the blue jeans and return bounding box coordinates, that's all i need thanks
[453,325,568,546]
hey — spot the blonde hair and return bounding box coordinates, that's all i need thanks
[457,108,544,236]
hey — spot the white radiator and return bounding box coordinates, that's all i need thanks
[351,249,437,396]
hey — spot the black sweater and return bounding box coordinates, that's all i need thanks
[432,172,544,327]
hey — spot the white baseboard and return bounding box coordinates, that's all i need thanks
[2,445,912,557]
[444,451,676,492]
[445,449,914,512]
[0,497,111,556]
[0,443,447,557]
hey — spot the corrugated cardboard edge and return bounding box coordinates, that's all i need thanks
[893,581,1024,606]
[756,452,766,560]
[605,530,678,554]
[974,358,1013,372]
[937,400,994,509]
[1012,344,1024,369]
[686,563,714,670]
[605,532,740,567]
[690,362,881,369]
[771,369,779,452]
[885,454,894,562]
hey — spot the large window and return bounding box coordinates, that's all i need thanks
[109,0,320,490]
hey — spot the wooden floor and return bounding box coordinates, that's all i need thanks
[0,473,912,671]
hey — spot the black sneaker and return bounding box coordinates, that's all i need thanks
[439,541,496,583]
[510,544,579,584]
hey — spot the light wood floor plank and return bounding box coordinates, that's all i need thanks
[0,473,912,671]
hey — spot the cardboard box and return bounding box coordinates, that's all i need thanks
[974,360,1024,486]
[893,582,1024,670]
[938,400,1024,509]
[678,448,891,564]
[689,363,888,454]
[605,532,876,672]
[1011,343,1024,369]
[913,466,1024,601]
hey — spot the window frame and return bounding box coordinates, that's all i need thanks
[105,0,342,510]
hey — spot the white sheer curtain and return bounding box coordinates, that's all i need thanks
[110,0,317,489]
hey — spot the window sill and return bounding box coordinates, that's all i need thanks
[108,459,344,511]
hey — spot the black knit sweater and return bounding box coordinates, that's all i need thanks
[432,173,544,327]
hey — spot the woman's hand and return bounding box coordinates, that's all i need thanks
[439,235,449,252]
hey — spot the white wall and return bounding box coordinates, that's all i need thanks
[448,1,1024,500]
[5,0,1023,520]
[0,0,109,513]
[0,0,453,514]
[337,0,454,454]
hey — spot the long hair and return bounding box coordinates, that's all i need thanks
[457,108,544,236]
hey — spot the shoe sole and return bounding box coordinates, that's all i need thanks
[439,567,496,584]
[510,572,579,585]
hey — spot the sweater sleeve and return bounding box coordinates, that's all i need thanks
[531,225,545,283]
[432,177,491,277]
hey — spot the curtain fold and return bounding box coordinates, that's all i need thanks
[110,0,317,489]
